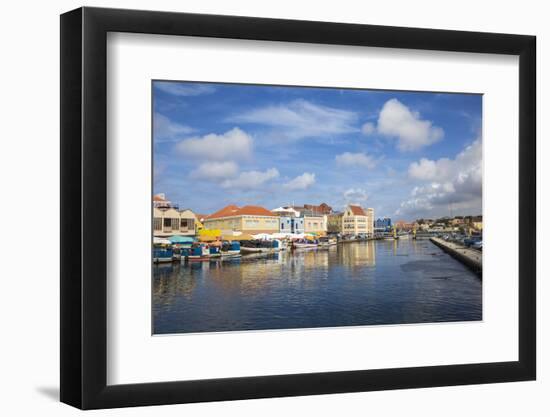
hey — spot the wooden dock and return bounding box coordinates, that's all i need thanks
[430,237,482,276]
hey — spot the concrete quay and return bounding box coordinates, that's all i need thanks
[430,237,482,276]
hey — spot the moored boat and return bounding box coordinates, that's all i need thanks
[153,238,174,263]
[292,238,319,249]
[221,241,242,258]
[187,243,210,261]
[240,239,283,254]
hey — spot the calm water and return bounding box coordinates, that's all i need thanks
[153,238,482,334]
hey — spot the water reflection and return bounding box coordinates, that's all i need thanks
[153,238,481,334]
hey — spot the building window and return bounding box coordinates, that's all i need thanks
[171,218,179,229]
[153,218,162,231]
[163,218,171,228]
[181,219,188,229]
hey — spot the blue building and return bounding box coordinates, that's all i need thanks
[292,217,305,234]
[279,216,304,234]
[374,217,392,231]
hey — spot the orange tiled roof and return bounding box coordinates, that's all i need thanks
[195,213,209,221]
[207,205,275,219]
[153,194,165,201]
[349,205,367,216]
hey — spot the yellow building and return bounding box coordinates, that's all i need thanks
[342,205,374,236]
[203,205,279,235]
[153,207,197,237]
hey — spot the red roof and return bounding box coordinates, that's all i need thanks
[206,205,275,219]
[349,205,367,216]
[195,213,209,221]
[153,194,166,201]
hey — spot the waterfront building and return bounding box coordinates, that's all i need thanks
[153,193,172,209]
[279,216,292,233]
[394,220,416,231]
[278,216,305,234]
[271,206,301,218]
[327,212,344,234]
[304,215,327,235]
[203,204,279,235]
[374,217,392,229]
[153,207,196,237]
[342,205,374,236]
[303,203,333,215]
[272,206,306,234]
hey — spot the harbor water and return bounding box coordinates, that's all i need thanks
[153,238,482,334]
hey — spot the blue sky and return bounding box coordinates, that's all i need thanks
[153,81,482,221]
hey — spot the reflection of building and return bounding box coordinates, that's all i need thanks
[153,207,196,237]
[339,240,376,268]
[203,205,279,234]
[342,205,374,236]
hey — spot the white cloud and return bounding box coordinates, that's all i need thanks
[335,152,377,169]
[361,122,376,135]
[154,113,194,142]
[155,82,216,96]
[190,161,239,181]
[284,172,316,190]
[343,188,369,203]
[365,99,444,151]
[221,168,279,190]
[175,128,253,161]
[408,157,453,181]
[397,139,482,217]
[228,99,358,140]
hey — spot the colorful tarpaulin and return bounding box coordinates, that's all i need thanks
[167,235,195,244]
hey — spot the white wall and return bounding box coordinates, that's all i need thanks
[0,0,546,415]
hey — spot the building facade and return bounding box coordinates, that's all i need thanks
[153,207,196,237]
[342,205,374,236]
[304,215,327,235]
[327,212,344,234]
[374,217,392,230]
[278,216,305,234]
[302,203,333,215]
[203,205,279,235]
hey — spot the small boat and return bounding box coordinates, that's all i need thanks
[153,238,174,263]
[208,245,222,259]
[221,241,241,258]
[318,237,337,247]
[293,238,319,249]
[240,239,283,254]
[188,243,210,261]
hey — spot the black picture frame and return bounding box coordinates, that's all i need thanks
[60,6,536,410]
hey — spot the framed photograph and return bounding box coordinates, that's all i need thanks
[60,7,536,409]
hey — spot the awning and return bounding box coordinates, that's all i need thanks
[167,235,195,244]
[153,237,172,245]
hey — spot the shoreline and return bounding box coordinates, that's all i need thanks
[430,237,482,276]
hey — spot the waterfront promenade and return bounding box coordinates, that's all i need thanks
[429,237,482,274]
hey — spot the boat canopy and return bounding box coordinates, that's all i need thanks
[251,233,273,240]
[153,237,172,245]
[167,235,195,244]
